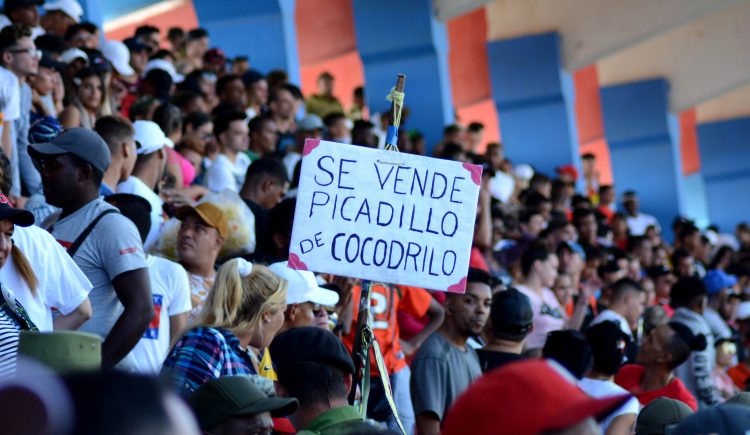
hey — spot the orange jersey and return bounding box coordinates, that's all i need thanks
[343,284,432,376]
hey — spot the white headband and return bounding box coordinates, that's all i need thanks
[236,258,253,277]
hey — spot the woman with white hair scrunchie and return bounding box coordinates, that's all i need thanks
[161,258,288,398]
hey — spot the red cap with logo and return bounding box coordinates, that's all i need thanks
[442,359,630,435]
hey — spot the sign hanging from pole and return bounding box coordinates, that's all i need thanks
[288,139,482,293]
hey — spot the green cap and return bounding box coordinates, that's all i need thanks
[18,331,101,373]
[727,392,750,407]
[635,397,693,435]
[189,376,299,430]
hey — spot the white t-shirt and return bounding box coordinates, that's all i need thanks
[590,309,633,338]
[116,176,165,251]
[578,378,639,433]
[282,152,301,182]
[0,66,20,123]
[516,284,566,350]
[205,153,251,192]
[626,213,660,236]
[128,255,191,374]
[1,225,92,331]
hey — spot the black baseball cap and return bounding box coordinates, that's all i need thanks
[0,193,33,226]
[189,376,298,430]
[270,327,354,375]
[123,37,149,53]
[29,127,111,173]
[646,265,672,280]
[4,0,44,12]
[39,51,65,72]
[491,288,533,338]
[670,276,708,309]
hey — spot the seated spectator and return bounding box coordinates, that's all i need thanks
[247,115,277,161]
[323,112,350,144]
[542,329,593,379]
[239,157,288,260]
[106,193,191,374]
[161,258,287,397]
[646,265,675,317]
[634,397,693,435]
[670,276,720,408]
[116,120,169,250]
[703,269,737,341]
[204,110,250,193]
[590,278,646,340]
[442,359,629,435]
[31,128,153,370]
[515,246,565,352]
[714,337,740,402]
[305,71,344,118]
[622,191,660,237]
[269,261,339,331]
[580,321,640,435]
[175,202,227,321]
[672,404,750,434]
[270,326,389,434]
[189,376,298,435]
[476,288,532,371]
[59,67,107,129]
[615,322,705,411]
[410,268,490,435]
[95,115,136,197]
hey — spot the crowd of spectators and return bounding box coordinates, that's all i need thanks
[1,1,750,434]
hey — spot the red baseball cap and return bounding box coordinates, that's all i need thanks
[557,164,579,181]
[442,360,630,435]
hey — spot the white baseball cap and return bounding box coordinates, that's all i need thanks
[145,58,185,83]
[737,302,750,321]
[269,261,339,306]
[60,47,88,65]
[45,0,83,23]
[133,120,171,155]
[100,40,135,76]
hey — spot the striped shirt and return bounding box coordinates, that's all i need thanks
[0,283,38,378]
[161,327,257,398]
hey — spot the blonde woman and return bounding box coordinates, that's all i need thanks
[161,258,287,398]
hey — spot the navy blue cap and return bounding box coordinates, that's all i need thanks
[123,37,149,53]
[673,404,750,435]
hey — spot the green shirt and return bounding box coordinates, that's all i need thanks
[297,406,373,435]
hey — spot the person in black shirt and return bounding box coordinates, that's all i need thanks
[476,288,533,371]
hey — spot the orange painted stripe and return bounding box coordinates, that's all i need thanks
[574,65,612,184]
[104,1,198,46]
[679,109,701,175]
[447,8,492,107]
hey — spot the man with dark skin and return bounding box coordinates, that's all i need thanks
[31,128,153,369]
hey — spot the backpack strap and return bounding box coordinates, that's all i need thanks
[67,209,119,258]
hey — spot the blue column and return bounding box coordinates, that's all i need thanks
[600,79,686,239]
[192,0,299,84]
[352,0,453,152]
[697,117,750,233]
[487,32,581,177]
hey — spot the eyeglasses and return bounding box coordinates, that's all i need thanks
[10,47,42,60]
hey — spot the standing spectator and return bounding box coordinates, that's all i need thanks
[580,321,640,435]
[0,24,41,196]
[515,246,565,352]
[239,158,288,260]
[96,115,136,197]
[670,276,719,408]
[176,28,209,75]
[622,191,660,237]
[204,110,250,193]
[305,71,343,119]
[615,322,703,411]
[31,128,153,370]
[410,268,490,435]
[269,261,339,331]
[342,280,444,434]
[59,67,106,129]
[106,193,191,374]
[116,120,169,250]
[476,288,532,371]
[162,258,287,398]
[175,202,226,321]
[581,152,599,198]
[590,278,646,340]
[271,326,389,434]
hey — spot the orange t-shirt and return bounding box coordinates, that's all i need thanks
[343,284,432,376]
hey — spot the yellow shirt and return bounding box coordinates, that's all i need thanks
[258,348,277,381]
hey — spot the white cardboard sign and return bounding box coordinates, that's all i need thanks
[288,139,482,293]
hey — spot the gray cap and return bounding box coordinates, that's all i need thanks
[635,397,693,435]
[298,114,324,131]
[672,404,750,435]
[29,128,111,173]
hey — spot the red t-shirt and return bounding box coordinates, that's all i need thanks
[615,364,698,411]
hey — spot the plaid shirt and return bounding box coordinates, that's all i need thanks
[161,326,256,398]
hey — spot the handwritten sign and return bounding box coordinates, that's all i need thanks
[288,139,482,293]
